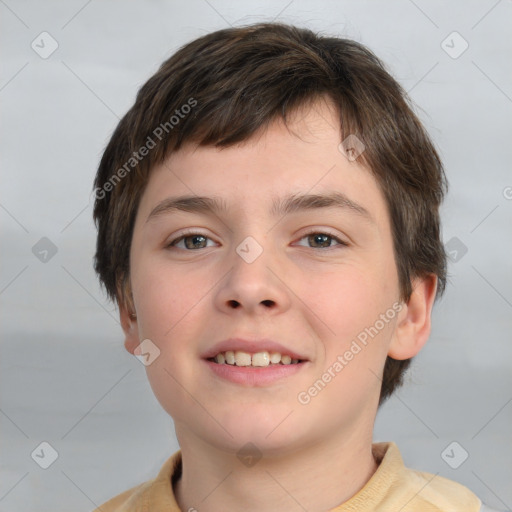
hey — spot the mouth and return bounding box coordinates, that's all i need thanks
[202,338,309,386]
[203,339,309,386]
[207,350,304,367]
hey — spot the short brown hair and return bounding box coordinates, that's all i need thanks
[93,22,447,405]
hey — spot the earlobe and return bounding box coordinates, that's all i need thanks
[119,299,140,355]
[388,274,438,360]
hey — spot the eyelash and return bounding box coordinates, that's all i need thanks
[167,230,348,251]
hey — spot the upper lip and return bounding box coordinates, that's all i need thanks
[202,338,309,361]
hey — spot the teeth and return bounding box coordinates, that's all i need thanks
[251,351,270,367]
[211,350,301,366]
[269,352,281,364]
[234,351,251,366]
[225,351,235,365]
[281,355,292,365]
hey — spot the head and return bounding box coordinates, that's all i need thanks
[93,23,446,452]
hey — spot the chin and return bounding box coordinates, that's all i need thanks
[208,409,304,454]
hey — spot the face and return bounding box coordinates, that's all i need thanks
[122,98,423,456]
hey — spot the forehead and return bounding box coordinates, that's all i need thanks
[136,99,390,228]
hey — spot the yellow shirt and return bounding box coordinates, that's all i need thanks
[93,442,484,512]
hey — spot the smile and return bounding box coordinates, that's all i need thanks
[208,350,303,367]
[204,354,308,387]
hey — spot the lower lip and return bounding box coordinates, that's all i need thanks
[204,360,307,386]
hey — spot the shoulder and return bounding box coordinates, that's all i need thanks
[405,467,482,511]
[376,442,481,512]
[91,450,182,512]
[479,505,511,512]
[91,480,151,512]
[404,467,509,512]
[379,444,510,512]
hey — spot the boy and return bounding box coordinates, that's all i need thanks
[92,22,503,512]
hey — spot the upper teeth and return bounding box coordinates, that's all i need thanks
[213,351,300,367]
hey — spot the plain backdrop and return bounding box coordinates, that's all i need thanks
[1,1,511,511]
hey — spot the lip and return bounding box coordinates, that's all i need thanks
[204,359,308,386]
[201,338,308,361]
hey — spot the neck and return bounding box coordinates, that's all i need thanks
[174,428,378,512]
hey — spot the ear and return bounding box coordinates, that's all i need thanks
[388,274,438,360]
[118,283,140,355]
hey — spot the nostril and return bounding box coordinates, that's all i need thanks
[228,300,241,308]
[261,299,275,307]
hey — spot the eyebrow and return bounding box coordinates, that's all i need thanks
[145,192,374,224]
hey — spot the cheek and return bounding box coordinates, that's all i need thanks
[131,257,207,420]
[305,267,381,335]
[132,254,204,340]
[300,270,396,418]
[303,265,396,370]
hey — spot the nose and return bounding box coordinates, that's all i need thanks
[213,241,292,316]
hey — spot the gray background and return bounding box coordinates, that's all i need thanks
[1,1,511,510]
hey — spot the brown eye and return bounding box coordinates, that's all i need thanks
[169,234,213,250]
[308,233,334,248]
[295,232,347,249]
[308,233,332,247]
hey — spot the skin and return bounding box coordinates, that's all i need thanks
[120,97,437,511]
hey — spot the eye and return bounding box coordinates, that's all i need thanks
[295,231,348,249]
[166,230,347,251]
[168,233,216,250]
